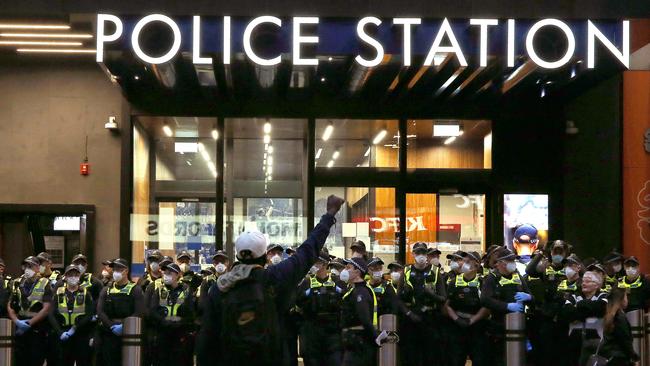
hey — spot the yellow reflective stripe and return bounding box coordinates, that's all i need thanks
[557,280,577,292]
[342,284,378,327]
[109,282,135,295]
[545,267,564,276]
[56,286,87,326]
[310,275,335,289]
[158,286,188,318]
[498,273,522,286]
[455,274,480,288]
[618,276,642,289]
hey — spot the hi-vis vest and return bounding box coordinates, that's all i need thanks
[498,273,523,286]
[310,275,336,289]
[455,273,481,288]
[404,265,439,290]
[557,279,578,292]
[56,286,88,327]
[618,276,642,289]
[109,282,136,296]
[80,273,93,290]
[158,285,189,321]
[15,277,49,317]
[370,281,396,296]
[343,283,378,327]
[545,266,565,279]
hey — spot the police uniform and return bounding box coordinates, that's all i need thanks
[96,258,145,366]
[551,274,582,366]
[618,256,650,312]
[147,263,197,366]
[340,258,379,366]
[480,248,532,366]
[398,243,447,366]
[143,256,173,366]
[9,256,54,366]
[50,265,95,366]
[297,272,344,366]
[0,258,11,318]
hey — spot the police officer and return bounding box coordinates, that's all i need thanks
[446,250,466,282]
[37,251,61,287]
[340,257,389,366]
[398,242,447,366]
[551,254,583,366]
[602,251,625,292]
[176,250,202,294]
[480,247,533,366]
[71,254,103,301]
[367,257,401,316]
[49,264,95,366]
[8,256,54,366]
[96,258,145,366]
[618,256,650,312]
[511,224,540,274]
[481,245,502,275]
[350,240,368,260]
[297,250,344,366]
[100,259,113,287]
[428,248,443,270]
[329,258,348,287]
[444,251,490,366]
[198,250,230,310]
[0,258,11,318]
[267,244,285,266]
[147,263,197,366]
[143,255,174,366]
[138,250,164,293]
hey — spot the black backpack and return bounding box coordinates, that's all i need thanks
[220,268,280,364]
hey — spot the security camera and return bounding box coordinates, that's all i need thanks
[566,120,579,135]
[105,116,118,130]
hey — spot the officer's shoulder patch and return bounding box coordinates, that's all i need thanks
[357,295,362,302]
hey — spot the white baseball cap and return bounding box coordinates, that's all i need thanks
[235,231,268,260]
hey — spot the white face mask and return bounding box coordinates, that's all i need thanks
[330,268,340,277]
[339,269,350,282]
[24,268,35,279]
[179,263,190,273]
[271,255,282,265]
[612,264,623,273]
[215,263,227,274]
[626,267,639,277]
[450,261,460,271]
[66,276,80,286]
[390,272,401,282]
[39,265,46,274]
[461,263,472,273]
[506,262,517,274]
[415,255,427,265]
[309,265,319,275]
[112,271,124,282]
[101,270,110,278]
[565,267,577,279]
[76,264,86,274]
[150,262,160,272]
[372,271,383,280]
[163,274,174,285]
[431,258,440,267]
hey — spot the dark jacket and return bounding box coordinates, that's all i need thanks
[601,310,640,365]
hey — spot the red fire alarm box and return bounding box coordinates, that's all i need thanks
[80,162,90,176]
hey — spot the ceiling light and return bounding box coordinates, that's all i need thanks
[208,161,216,171]
[320,77,326,82]
[322,124,334,141]
[212,170,218,178]
[328,57,333,61]
[364,147,371,157]
[16,48,96,54]
[0,32,92,38]
[315,148,322,159]
[332,150,340,160]
[263,122,272,133]
[186,160,192,166]
[0,24,70,30]
[162,124,173,137]
[263,135,271,144]
[268,176,273,181]
[198,142,205,151]
[444,136,457,145]
[201,149,210,161]
[268,145,274,154]
[268,156,273,166]
[212,129,219,140]
[174,142,198,153]
[433,124,461,137]
[0,40,81,46]
[372,129,387,145]
[327,160,334,168]
[268,166,273,174]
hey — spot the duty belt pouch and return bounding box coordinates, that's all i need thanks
[341,329,363,349]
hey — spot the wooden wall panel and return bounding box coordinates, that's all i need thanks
[132,125,150,264]
[374,188,396,245]
[405,194,437,263]
[407,141,485,169]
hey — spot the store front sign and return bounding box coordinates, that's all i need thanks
[97,14,629,70]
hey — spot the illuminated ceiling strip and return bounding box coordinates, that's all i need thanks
[0,24,70,30]
[435,67,465,97]
[0,40,82,46]
[451,67,485,96]
[0,32,92,39]
[17,48,96,54]
[502,59,537,94]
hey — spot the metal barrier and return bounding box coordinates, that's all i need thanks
[627,310,645,366]
[0,318,12,366]
[122,317,143,366]
[645,313,650,366]
[378,314,398,366]
[505,312,526,366]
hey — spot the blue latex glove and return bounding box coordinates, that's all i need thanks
[514,292,532,302]
[14,320,30,335]
[60,331,71,341]
[111,324,123,336]
[507,302,524,313]
[304,289,311,296]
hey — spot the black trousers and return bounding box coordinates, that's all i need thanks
[97,328,122,366]
[13,327,48,366]
[342,340,376,366]
[50,329,93,366]
[300,321,342,366]
[153,327,195,366]
[446,319,490,366]
[399,311,444,366]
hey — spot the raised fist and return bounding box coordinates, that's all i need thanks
[327,195,345,216]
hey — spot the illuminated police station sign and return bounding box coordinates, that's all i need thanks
[96,14,629,70]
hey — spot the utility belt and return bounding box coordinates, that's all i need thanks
[341,326,367,349]
[455,311,477,319]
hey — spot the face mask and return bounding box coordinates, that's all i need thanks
[390,272,401,282]
[24,268,35,279]
[461,263,472,274]
[506,262,517,274]
[309,265,319,275]
[112,271,123,282]
[271,255,282,265]
[101,270,109,278]
[150,262,160,272]
[215,263,227,274]
[330,268,340,277]
[372,271,383,280]
[551,255,564,265]
[39,265,46,274]
[626,267,639,277]
[415,255,427,265]
[76,264,86,274]
[613,264,623,273]
[163,274,174,285]
[179,263,190,273]
[565,267,577,279]
[66,276,80,286]
[339,269,350,283]
[430,258,440,267]
[450,261,460,271]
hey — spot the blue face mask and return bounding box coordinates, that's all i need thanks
[551,255,564,264]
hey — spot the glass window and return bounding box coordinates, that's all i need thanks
[315,187,398,264]
[225,118,307,254]
[405,193,485,267]
[131,117,218,277]
[407,119,492,169]
[315,119,399,168]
